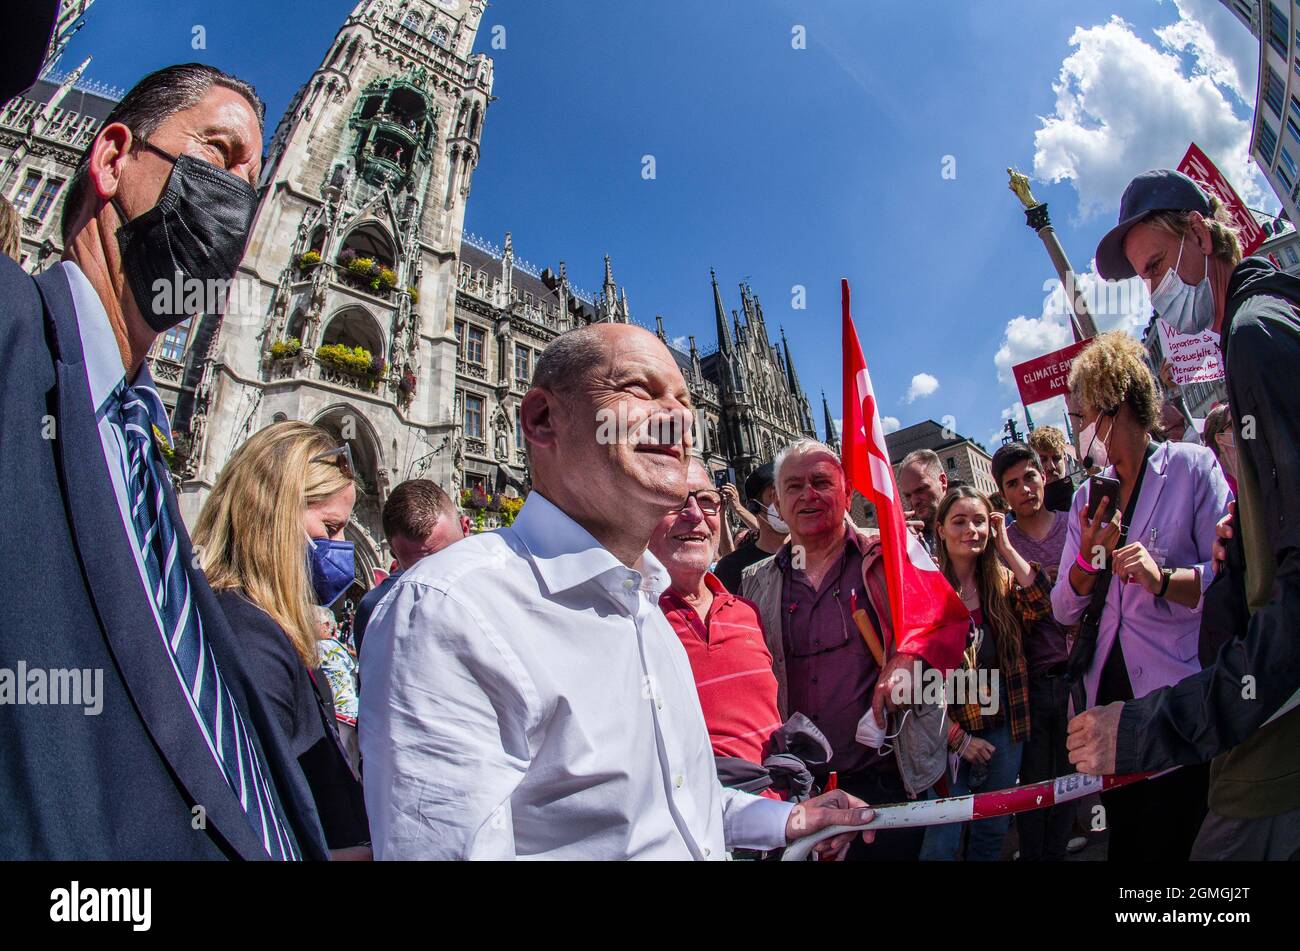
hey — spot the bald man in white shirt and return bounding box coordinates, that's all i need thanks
[359,324,874,860]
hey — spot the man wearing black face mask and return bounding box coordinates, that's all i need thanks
[0,64,328,860]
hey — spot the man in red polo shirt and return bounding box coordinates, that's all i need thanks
[650,460,783,773]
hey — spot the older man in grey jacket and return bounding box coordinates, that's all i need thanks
[742,438,951,861]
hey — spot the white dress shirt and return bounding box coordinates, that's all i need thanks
[358,492,793,859]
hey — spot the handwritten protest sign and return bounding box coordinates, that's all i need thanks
[1156,320,1225,386]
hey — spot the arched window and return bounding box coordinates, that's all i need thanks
[402,12,424,33]
[338,221,397,272]
[321,307,385,357]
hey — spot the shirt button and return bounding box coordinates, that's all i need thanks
[623,579,636,591]
[656,698,663,710]
[811,677,818,685]
[703,847,712,857]
[674,775,684,789]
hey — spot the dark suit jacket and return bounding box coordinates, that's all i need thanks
[0,257,328,859]
[216,590,369,850]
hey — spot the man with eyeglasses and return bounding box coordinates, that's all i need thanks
[649,461,784,798]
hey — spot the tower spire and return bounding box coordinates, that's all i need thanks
[711,268,732,353]
[823,390,840,452]
[600,254,619,322]
[780,327,802,395]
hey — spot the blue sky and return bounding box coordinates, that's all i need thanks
[63,0,1269,449]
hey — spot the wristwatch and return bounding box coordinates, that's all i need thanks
[1156,567,1174,598]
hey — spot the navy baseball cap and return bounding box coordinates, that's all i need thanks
[1095,169,1212,280]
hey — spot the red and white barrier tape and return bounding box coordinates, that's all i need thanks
[780,769,1162,861]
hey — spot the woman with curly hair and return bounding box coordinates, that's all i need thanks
[1053,331,1230,860]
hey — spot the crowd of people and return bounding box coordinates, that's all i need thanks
[3,61,1299,862]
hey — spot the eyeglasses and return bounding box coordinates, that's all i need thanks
[678,489,722,515]
[311,443,356,480]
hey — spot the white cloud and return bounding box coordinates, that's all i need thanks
[882,416,901,435]
[1156,0,1257,105]
[669,335,690,351]
[904,373,940,404]
[995,260,1151,389]
[1032,14,1269,220]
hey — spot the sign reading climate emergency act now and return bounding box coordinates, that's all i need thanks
[1011,338,1092,407]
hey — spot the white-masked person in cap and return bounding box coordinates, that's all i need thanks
[1068,168,1300,860]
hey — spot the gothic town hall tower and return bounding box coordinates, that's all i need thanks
[174,0,493,583]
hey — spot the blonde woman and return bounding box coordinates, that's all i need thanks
[194,421,370,858]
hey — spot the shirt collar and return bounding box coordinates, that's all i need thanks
[660,571,730,611]
[63,261,173,445]
[775,524,865,569]
[511,491,670,598]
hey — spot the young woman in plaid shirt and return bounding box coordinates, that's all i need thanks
[919,486,1055,861]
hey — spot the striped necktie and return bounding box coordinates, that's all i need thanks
[114,383,299,860]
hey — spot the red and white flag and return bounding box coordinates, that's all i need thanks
[841,280,968,673]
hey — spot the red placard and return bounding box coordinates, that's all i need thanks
[1178,143,1266,256]
[1011,339,1091,406]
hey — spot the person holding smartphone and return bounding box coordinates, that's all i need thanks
[1051,332,1230,860]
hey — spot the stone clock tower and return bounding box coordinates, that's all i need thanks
[172,0,492,583]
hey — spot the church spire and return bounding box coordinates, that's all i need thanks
[599,254,620,322]
[711,268,732,353]
[823,391,840,451]
[780,327,802,395]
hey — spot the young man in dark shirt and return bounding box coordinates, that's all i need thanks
[993,442,1074,860]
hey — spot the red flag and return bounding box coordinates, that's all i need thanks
[841,280,968,673]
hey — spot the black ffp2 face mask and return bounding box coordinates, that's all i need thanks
[113,140,259,333]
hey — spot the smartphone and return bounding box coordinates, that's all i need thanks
[1086,475,1121,521]
[714,469,728,490]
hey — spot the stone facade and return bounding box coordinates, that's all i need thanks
[0,64,120,272]
[450,231,818,499]
[5,0,820,593]
[166,0,495,589]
